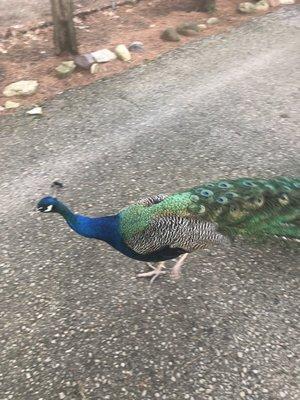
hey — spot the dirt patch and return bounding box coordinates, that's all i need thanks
[0,1,117,28]
[0,0,291,114]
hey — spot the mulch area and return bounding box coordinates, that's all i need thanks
[0,0,286,114]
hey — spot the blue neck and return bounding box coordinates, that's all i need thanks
[55,200,119,244]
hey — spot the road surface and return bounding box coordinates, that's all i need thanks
[0,6,299,400]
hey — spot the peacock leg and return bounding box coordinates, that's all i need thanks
[170,253,188,280]
[137,262,166,283]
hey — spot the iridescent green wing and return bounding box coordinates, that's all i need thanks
[119,192,194,242]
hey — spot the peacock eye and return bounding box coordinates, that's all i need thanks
[199,205,206,214]
[230,204,239,212]
[226,192,238,199]
[242,180,257,188]
[278,193,289,206]
[216,196,229,204]
[218,182,232,189]
[190,195,199,202]
[199,189,214,198]
[248,196,263,206]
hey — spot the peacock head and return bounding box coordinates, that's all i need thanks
[37,196,59,213]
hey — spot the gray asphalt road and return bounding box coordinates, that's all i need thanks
[1,6,300,400]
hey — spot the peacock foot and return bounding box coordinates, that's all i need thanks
[137,262,166,284]
[170,253,188,280]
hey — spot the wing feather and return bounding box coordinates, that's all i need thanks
[124,215,229,255]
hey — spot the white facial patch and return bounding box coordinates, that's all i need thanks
[44,205,53,212]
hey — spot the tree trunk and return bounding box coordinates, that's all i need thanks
[198,0,216,12]
[50,0,78,55]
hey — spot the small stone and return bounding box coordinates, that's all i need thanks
[3,80,38,97]
[178,28,198,37]
[177,22,200,36]
[90,63,101,74]
[26,106,42,115]
[240,391,246,398]
[237,351,243,358]
[160,27,180,42]
[73,17,82,24]
[128,41,144,52]
[255,0,269,11]
[279,0,295,4]
[55,61,75,78]
[58,393,65,400]
[62,60,75,68]
[197,24,207,30]
[206,17,219,25]
[0,106,5,112]
[91,49,116,63]
[74,53,95,69]
[5,100,20,109]
[238,2,256,13]
[55,65,70,78]
[115,44,131,61]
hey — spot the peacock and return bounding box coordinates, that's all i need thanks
[37,177,300,282]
